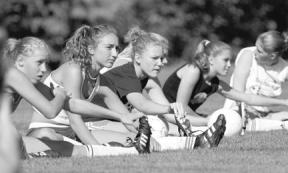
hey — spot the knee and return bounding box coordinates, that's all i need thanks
[27,128,60,140]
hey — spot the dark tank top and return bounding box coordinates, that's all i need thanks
[163,64,219,111]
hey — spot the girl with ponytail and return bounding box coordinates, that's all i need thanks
[163,39,288,128]
[28,24,144,145]
[1,34,151,159]
[101,30,229,150]
[224,30,288,131]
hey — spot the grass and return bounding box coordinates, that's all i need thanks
[21,131,288,173]
[12,60,288,173]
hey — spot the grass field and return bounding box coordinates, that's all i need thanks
[12,60,288,173]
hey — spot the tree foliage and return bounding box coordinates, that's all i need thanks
[0,0,287,60]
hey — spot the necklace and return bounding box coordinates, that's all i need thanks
[87,71,98,81]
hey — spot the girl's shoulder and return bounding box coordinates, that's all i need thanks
[235,46,255,65]
[52,61,84,84]
[58,61,83,76]
[184,64,201,76]
[6,67,27,83]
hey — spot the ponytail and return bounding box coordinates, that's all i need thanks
[188,39,231,73]
[63,24,117,69]
[2,38,20,62]
[63,25,92,68]
[124,26,146,44]
[187,40,210,72]
[120,26,148,60]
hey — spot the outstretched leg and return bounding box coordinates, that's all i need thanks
[194,114,226,148]
[149,114,226,152]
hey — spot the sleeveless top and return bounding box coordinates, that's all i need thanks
[224,46,288,112]
[163,64,220,111]
[32,69,101,125]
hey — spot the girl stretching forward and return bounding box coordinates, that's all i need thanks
[101,29,227,151]
[28,25,143,145]
[224,31,288,131]
[2,36,151,158]
[163,39,288,131]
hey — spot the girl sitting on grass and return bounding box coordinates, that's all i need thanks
[2,36,153,158]
[163,39,288,132]
[224,31,288,131]
[101,28,227,151]
[28,25,144,145]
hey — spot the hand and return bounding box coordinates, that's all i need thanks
[170,102,186,119]
[120,112,144,125]
[120,113,142,133]
[50,83,71,99]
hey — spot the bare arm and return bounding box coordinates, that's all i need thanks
[232,49,253,92]
[126,77,171,115]
[175,65,202,117]
[126,92,170,115]
[67,87,141,123]
[7,68,67,118]
[145,78,170,105]
[0,94,20,173]
[218,80,288,106]
[61,64,99,145]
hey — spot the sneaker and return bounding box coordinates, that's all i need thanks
[133,116,152,154]
[194,114,226,148]
[174,116,192,136]
[27,150,62,159]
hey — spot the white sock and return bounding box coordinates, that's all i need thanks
[84,145,138,157]
[150,136,196,152]
[247,118,284,131]
[62,136,83,146]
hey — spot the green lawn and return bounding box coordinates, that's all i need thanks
[12,60,288,173]
[21,131,288,173]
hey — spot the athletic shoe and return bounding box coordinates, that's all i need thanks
[194,114,226,148]
[174,116,192,136]
[133,116,152,154]
[27,150,62,159]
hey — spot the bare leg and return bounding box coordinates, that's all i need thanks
[23,136,75,157]
[90,130,135,144]
[85,120,131,133]
[186,114,208,126]
[27,128,64,140]
[266,111,288,121]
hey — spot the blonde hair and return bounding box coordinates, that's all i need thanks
[189,40,231,72]
[121,26,168,60]
[257,30,288,56]
[63,24,117,69]
[2,37,49,63]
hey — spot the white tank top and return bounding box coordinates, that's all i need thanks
[224,46,288,112]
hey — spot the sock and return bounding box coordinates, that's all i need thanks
[84,145,138,157]
[246,118,284,131]
[150,136,196,152]
[62,136,83,146]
